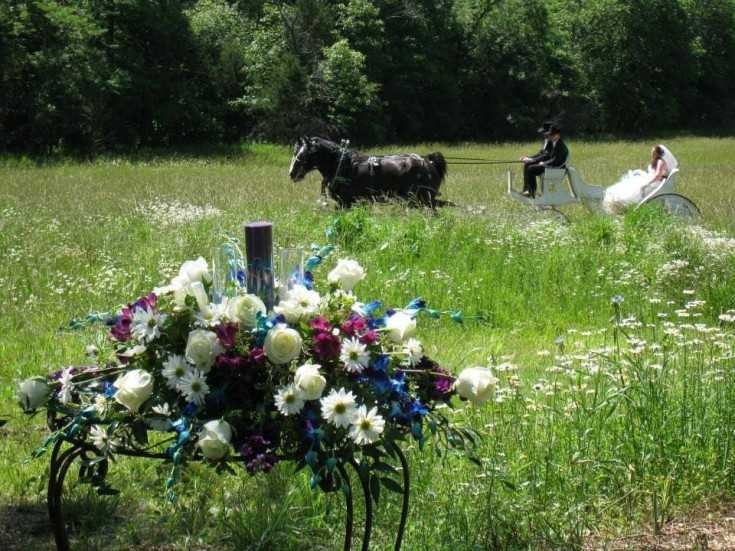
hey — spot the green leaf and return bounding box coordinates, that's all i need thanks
[380,476,404,494]
[369,473,380,504]
[372,461,397,475]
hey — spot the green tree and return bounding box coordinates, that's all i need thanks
[682,0,735,124]
[185,0,253,140]
[563,0,695,131]
[0,0,108,152]
[370,0,465,141]
[456,0,569,139]
[86,0,216,147]
[310,39,381,135]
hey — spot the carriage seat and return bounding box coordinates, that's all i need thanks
[535,153,575,205]
[641,167,679,202]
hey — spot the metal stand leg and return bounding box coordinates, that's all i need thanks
[337,461,355,551]
[348,458,372,551]
[394,446,410,551]
[48,439,84,551]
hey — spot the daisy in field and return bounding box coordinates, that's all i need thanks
[340,337,370,373]
[321,388,358,428]
[348,405,385,445]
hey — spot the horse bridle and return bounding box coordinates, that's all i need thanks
[290,141,316,177]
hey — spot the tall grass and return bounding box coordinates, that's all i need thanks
[1,138,735,549]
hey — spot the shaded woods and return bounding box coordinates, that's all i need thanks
[1,0,734,153]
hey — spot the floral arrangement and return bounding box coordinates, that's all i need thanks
[17,245,496,499]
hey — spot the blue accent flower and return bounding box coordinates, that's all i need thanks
[406,398,429,419]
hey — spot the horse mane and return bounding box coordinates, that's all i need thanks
[427,152,447,182]
[309,137,341,154]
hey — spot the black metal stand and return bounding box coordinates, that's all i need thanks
[47,438,411,551]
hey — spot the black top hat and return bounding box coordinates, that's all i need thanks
[537,121,554,133]
[540,123,562,135]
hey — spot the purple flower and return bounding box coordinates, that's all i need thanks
[359,330,378,346]
[110,308,133,342]
[240,434,278,474]
[430,367,454,402]
[312,331,341,361]
[341,316,366,337]
[215,322,239,349]
[309,316,331,332]
[218,354,245,372]
[247,348,266,367]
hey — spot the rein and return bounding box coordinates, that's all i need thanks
[444,157,523,165]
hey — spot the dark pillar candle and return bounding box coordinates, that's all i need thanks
[244,221,274,311]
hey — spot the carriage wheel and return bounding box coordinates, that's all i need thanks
[641,193,701,219]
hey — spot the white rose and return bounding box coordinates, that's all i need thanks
[264,323,303,365]
[294,364,327,400]
[185,329,225,373]
[328,259,366,292]
[385,311,417,344]
[173,281,210,312]
[16,377,50,410]
[197,419,232,459]
[453,367,498,407]
[228,294,267,328]
[113,369,154,413]
[172,257,212,289]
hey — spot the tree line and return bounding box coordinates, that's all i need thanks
[1,0,734,153]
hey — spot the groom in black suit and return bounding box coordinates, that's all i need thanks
[520,123,569,198]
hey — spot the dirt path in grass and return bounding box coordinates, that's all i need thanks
[585,504,735,551]
[2,501,735,550]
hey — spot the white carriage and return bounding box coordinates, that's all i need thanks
[507,165,700,219]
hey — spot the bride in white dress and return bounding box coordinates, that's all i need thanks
[602,144,678,215]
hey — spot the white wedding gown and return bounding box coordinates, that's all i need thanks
[602,145,678,215]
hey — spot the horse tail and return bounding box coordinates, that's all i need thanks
[427,152,447,182]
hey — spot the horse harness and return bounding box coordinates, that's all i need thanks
[329,143,434,193]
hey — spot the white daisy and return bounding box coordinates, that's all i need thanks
[162,354,191,389]
[148,403,173,431]
[177,369,210,406]
[193,302,227,328]
[130,306,167,343]
[348,405,385,445]
[93,394,108,416]
[89,425,116,454]
[57,367,75,404]
[403,338,423,366]
[273,284,321,323]
[274,383,306,415]
[320,388,358,428]
[340,338,370,373]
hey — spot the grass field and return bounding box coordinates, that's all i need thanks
[1,137,735,550]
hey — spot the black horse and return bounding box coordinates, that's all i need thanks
[288,136,447,209]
